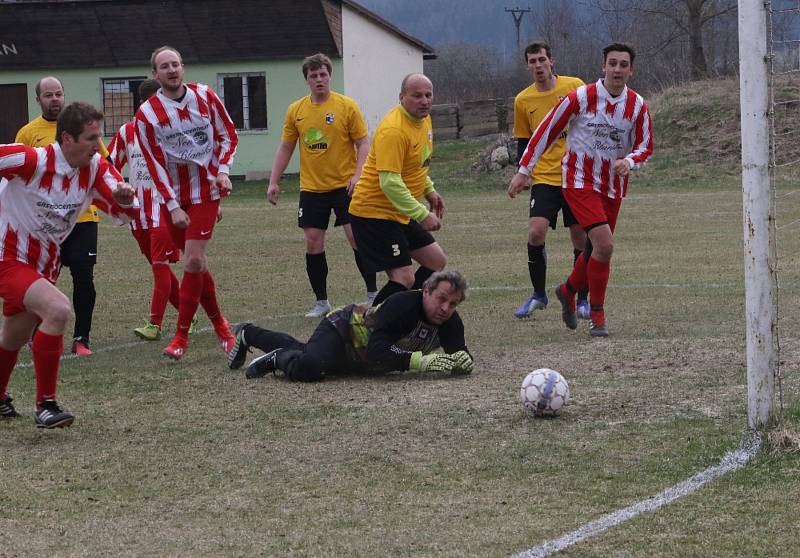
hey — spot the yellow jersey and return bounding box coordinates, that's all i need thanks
[15,116,109,223]
[513,75,584,186]
[281,92,368,192]
[349,105,433,224]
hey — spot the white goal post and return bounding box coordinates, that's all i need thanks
[738,0,775,429]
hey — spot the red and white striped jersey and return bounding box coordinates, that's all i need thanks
[0,143,137,281]
[135,83,238,210]
[518,79,654,199]
[109,121,165,231]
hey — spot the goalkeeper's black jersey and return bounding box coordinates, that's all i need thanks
[326,290,468,372]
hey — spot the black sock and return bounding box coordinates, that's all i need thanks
[372,280,407,306]
[353,250,377,292]
[528,243,546,297]
[70,262,96,340]
[411,266,435,290]
[573,248,589,302]
[306,252,328,301]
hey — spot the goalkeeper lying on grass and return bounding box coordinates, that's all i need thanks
[227,270,474,381]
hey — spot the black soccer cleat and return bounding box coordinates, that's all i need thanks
[0,395,22,418]
[34,400,75,429]
[245,348,282,379]
[227,322,252,370]
[554,285,578,330]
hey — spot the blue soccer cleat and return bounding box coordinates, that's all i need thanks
[514,293,548,319]
[577,299,591,320]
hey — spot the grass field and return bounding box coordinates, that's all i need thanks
[1,133,799,556]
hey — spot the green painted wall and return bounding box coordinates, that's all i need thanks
[0,57,343,176]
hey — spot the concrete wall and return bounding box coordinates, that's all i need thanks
[341,4,424,135]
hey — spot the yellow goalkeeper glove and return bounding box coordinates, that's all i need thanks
[449,350,474,375]
[409,352,456,374]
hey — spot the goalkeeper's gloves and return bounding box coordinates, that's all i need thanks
[409,351,456,374]
[449,350,474,375]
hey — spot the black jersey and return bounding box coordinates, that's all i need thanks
[326,290,468,372]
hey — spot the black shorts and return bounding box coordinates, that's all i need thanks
[348,215,435,273]
[529,184,578,229]
[60,221,98,266]
[298,188,351,229]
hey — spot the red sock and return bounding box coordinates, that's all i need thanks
[32,330,63,405]
[587,257,611,309]
[566,251,589,293]
[200,271,223,324]
[0,346,21,399]
[150,263,175,326]
[176,271,204,337]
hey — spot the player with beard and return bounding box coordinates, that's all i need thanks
[136,46,238,360]
[109,78,199,341]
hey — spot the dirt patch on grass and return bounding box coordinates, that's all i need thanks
[767,429,800,454]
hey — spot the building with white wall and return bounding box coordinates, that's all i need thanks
[0,0,434,177]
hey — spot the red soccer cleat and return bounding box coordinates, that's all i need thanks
[213,319,236,353]
[71,338,93,356]
[162,335,189,360]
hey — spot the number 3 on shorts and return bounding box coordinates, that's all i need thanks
[391,243,400,257]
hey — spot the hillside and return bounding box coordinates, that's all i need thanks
[647,75,800,170]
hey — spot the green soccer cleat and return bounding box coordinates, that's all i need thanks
[133,322,161,341]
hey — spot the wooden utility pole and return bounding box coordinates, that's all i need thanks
[505,7,531,52]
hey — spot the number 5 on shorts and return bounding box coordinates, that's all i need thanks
[298,207,304,218]
[391,243,400,257]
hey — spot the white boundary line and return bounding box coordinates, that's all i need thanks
[510,433,763,558]
[12,280,739,368]
[12,292,765,557]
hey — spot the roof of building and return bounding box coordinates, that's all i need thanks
[0,0,434,70]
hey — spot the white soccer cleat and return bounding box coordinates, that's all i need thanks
[304,300,332,318]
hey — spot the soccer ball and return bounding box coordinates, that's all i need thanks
[520,368,570,417]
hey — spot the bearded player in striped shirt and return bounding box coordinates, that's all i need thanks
[508,43,654,337]
[109,78,195,342]
[0,102,137,427]
[136,46,239,360]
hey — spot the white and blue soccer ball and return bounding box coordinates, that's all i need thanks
[520,368,570,417]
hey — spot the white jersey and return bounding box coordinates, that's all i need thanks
[519,79,653,199]
[0,143,136,281]
[109,120,165,231]
[135,82,238,210]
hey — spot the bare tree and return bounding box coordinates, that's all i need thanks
[590,0,737,79]
[638,0,737,79]
[425,41,528,103]
[532,0,600,79]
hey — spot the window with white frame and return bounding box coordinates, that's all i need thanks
[217,73,267,130]
[102,77,146,135]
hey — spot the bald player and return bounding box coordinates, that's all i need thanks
[347,73,448,307]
